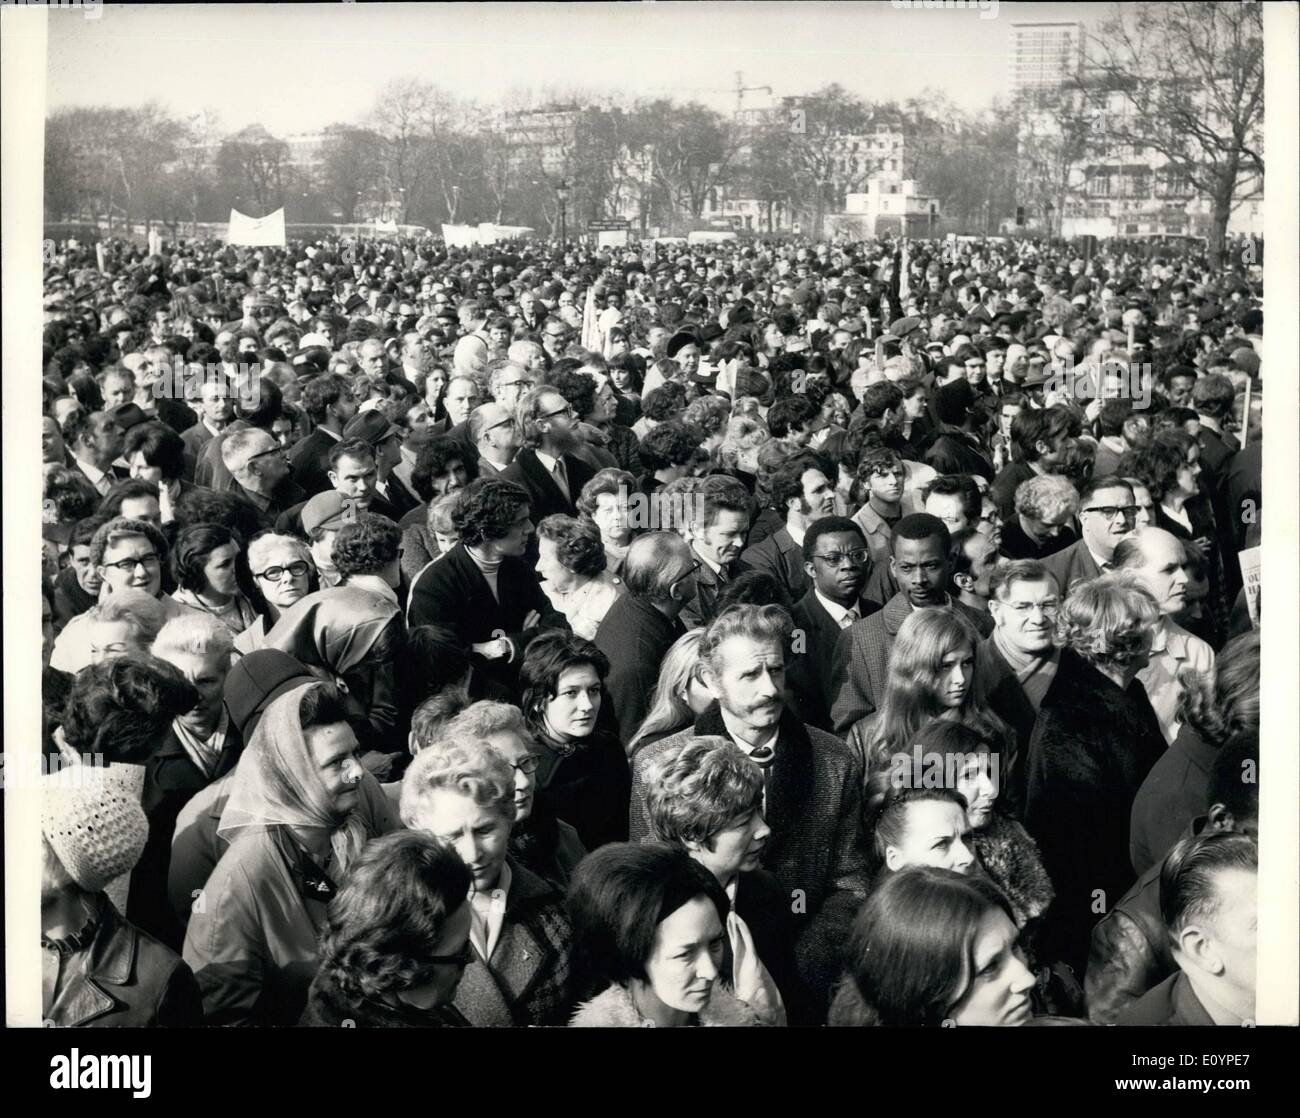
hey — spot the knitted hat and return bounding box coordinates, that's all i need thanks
[42,765,147,894]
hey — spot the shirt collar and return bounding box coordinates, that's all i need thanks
[74,456,107,485]
[534,449,560,473]
[786,522,806,549]
[814,588,860,626]
[719,706,779,756]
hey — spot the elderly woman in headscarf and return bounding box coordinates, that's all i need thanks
[262,585,405,772]
[181,681,398,1025]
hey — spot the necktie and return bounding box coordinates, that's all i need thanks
[552,457,570,501]
[840,610,858,630]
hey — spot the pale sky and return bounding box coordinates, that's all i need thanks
[46,1,1110,133]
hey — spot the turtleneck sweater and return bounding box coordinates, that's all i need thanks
[466,546,503,601]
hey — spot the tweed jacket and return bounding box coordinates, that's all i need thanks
[830,593,993,736]
[406,541,570,689]
[1086,819,1198,1025]
[1040,538,1106,597]
[502,447,597,523]
[594,592,686,748]
[452,859,573,1027]
[788,587,880,733]
[738,526,812,604]
[629,703,869,999]
[569,981,761,1027]
[1023,648,1167,976]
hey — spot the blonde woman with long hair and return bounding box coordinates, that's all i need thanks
[847,607,1011,784]
[627,629,712,758]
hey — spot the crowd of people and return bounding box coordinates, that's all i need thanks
[37,226,1264,1027]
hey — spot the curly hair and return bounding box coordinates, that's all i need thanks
[682,395,731,439]
[43,465,101,525]
[645,736,764,849]
[411,435,477,502]
[89,516,169,570]
[1177,630,1260,747]
[1120,431,1194,504]
[1014,473,1079,522]
[1055,572,1160,668]
[642,381,688,422]
[332,512,401,580]
[62,653,200,763]
[400,734,516,827]
[313,830,471,1004]
[576,467,636,519]
[452,479,531,548]
[638,422,702,472]
[765,394,819,439]
[536,514,607,579]
[549,367,597,421]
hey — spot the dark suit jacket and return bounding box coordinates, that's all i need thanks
[629,704,869,1015]
[502,447,596,523]
[288,427,342,497]
[594,593,685,748]
[1023,648,1166,976]
[406,541,569,688]
[991,461,1036,521]
[1128,724,1218,877]
[1040,537,1105,596]
[788,588,879,733]
[739,526,812,604]
[924,429,995,481]
[830,593,993,735]
[1223,439,1261,553]
[1196,424,1238,486]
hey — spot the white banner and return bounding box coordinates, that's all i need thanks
[442,223,480,247]
[227,208,286,247]
[373,218,399,235]
[597,229,629,249]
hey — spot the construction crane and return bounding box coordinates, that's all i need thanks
[734,72,773,115]
[647,71,774,117]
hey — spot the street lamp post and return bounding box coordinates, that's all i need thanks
[556,180,570,246]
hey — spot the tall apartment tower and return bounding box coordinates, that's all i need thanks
[1009,20,1083,104]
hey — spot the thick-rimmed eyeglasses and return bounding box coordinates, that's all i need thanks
[101,554,160,574]
[813,548,870,568]
[1081,504,1138,522]
[512,754,541,776]
[256,561,311,582]
[540,405,576,421]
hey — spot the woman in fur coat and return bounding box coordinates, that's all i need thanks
[566,843,763,1027]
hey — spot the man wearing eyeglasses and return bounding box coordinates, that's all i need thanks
[787,518,880,733]
[982,559,1065,817]
[222,427,305,529]
[1042,475,1139,596]
[503,387,597,527]
[469,403,521,478]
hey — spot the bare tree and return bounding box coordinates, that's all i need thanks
[1082,1,1263,260]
